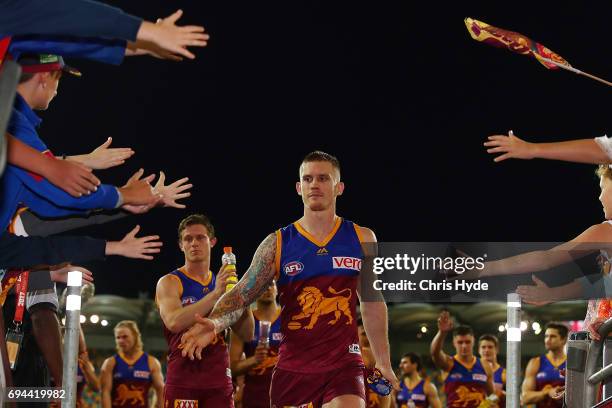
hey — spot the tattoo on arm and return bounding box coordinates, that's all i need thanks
[210,233,277,332]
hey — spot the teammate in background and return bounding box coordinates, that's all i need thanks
[357,318,391,408]
[76,355,98,408]
[180,151,398,407]
[478,334,505,406]
[100,321,164,408]
[430,311,495,408]
[77,330,100,408]
[156,214,253,406]
[392,353,441,408]
[485,131,612,164]
[230,281,281,408]
[521,322,567,407]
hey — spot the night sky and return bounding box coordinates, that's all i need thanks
[35,1,611,297]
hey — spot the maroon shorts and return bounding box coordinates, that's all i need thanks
[164,383,234,407]
[270,365,365,408]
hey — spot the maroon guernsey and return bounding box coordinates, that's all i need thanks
[274,218,365,373]
[160,268,232,391]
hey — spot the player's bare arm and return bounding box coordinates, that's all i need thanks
[210,233,276,329]
[156,264,231,333]
[357,226,400,390]
[229,306,255,344]
[425,382,442,408]
[100,357,116,408]
[481,358,496,395]
[521,357,547,404]
[229,331,269,376]
[79,358,100,391]
[180,233,276,359]
[149,356,164,408]
[430,311,454,372]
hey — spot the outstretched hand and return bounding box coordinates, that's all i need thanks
[516,275,554,306]
[120,169,162,212]
[47,159,100,197]
[50,265,94,285]
[115,225,163,260]
[153,171,193,209]
[144,9,210,60]
[82,137,134,169]
[437,310,454,333]
[484,130,536,162]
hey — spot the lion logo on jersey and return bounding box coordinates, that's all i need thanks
[367,391,381,407]
[250,351,279,375]
[289,286,352,330]
[452,385,484,407]
[114,384,145,406]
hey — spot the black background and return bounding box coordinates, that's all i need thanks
[37,1,611,297]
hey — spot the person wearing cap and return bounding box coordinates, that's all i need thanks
[1,7,209,197]
[0,53,163,231]
[1,3,209,61]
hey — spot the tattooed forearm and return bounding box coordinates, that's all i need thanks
[211,309,245,334]
[240,233,277,302]
[208,233,277,332]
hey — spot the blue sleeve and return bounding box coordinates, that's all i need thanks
[9,35,126,65]
[0,0,142,41]
[13,166,120,214]
[0,231,106,269]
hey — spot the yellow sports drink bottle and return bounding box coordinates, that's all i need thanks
[223,247,238,292]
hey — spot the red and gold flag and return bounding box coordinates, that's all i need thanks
[464,17,570,70]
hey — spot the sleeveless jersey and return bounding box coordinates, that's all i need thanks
[111,352,151,408]
[365,386,385,408]
[396,378,428,408]
[275,218,364,373]
[161,268,231,390]
[535,354,566,408]
[444,356,488,408]
[243,310,282,408]
[493,365,505,407]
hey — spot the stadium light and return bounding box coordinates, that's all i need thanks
[79,315,86,324]
[101,319,109,327]
[520,321,528,331]
[498,324,505,332]
[90,315,100,324]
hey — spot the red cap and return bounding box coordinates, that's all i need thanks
[223,247,233,253]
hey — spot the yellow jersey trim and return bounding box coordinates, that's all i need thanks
[353,223,364,244]
[293,217,342,248]
[545,352,567,369]
[118,351,144,366]
[274,230,282,281]
[178,266,212,287]
[454,355,477,371]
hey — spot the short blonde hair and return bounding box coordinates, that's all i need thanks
[114,320,143,353]
[597,165,612,180]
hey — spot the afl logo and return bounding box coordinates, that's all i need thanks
[283,261,304,276]
[182,296,197,305]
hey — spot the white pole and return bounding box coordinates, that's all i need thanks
[538,56,612,87]
[506,293,521,408]
[61,270,82,408]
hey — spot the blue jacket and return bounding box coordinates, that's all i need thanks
[0,0,141,41]
[8,34,126,65]
[0,94,120,230]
